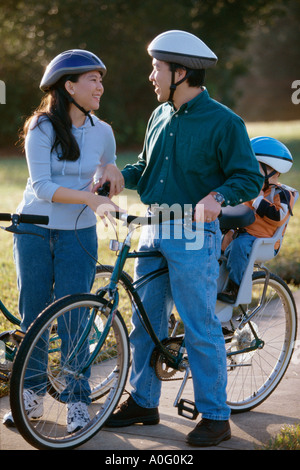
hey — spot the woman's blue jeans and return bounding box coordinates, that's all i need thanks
[13,224,98,404]
[130,219,231,421]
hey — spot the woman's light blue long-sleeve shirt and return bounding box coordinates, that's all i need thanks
[17,114,117,229]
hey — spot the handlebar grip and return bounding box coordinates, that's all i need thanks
[0,213,49,225]
[18,214,49,225]
[97,181,111,197]
[0,213,12,222]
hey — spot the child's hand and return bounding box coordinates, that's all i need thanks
[221,230,234,252]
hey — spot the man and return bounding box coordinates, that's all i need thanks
[104,30,264,446]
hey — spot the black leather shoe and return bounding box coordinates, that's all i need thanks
[105,395,159,427]
[186,418,231,447]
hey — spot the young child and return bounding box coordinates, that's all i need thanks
[218,136,295,304]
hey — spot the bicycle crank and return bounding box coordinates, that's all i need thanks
[150,336,188,380]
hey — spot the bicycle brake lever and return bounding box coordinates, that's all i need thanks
[3,224,45,238]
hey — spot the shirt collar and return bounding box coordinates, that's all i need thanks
[170,87,210,114]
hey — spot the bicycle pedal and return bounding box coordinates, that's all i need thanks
[0,368,10,382]
[176,398,199,420]
[10,330,25,343]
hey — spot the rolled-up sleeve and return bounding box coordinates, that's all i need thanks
[214,118,264,206]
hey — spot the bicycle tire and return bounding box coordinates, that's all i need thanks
[46,265,133,401]
[226,271,297,413]
[10,294,129,450]
[93,265,134,332]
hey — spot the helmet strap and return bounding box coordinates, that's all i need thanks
[61,88,95,126]
[260,162,277,190]
[168,64,193,103]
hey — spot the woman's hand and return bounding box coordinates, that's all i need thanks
[52,186,125,227]
[85,192,125,226]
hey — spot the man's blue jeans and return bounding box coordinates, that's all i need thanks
[13,224,98,403]
[129,219,231,421]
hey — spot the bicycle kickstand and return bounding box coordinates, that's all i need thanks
[173,366,199,420]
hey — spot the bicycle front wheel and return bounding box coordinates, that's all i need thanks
[10,294,129,450]
[226,272,297,413]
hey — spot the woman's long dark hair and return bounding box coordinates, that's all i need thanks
[20,75,81,161]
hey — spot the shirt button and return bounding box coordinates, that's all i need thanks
[165,156,169,160]
[160,179,164,183]
[170,132,173,136]
[185,110,188,114]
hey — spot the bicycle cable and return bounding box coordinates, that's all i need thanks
[74,204,120,269]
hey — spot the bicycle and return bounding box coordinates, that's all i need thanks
[0,213,49,382]
[0,212,127,392]
[8,193,298,450]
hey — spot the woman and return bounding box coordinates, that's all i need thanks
[3,49,124,431]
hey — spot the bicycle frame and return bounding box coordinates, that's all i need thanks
[78,218,274,378]
[0,300,21,327]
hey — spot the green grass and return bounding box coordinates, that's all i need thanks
[247,121,300,286]
[259,424,300,450]
[0,120,299,403]
[0,120,299,323]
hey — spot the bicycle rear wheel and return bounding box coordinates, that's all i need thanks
[10,294,129,450]
[226,272,297,413]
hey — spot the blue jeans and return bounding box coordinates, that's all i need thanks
[224,232,256,286]
[13,224,98,403]
[130,219,231,420]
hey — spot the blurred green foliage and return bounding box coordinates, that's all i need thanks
[0,0,293,147]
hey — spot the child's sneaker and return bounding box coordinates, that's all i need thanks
[3,389,44,427]
[217,279,239,304]
[67,402,90,433]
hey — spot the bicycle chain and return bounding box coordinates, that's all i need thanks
[151,337,188,381]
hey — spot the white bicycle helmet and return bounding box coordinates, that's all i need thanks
[147,30,217,102]
[147,30,217,69]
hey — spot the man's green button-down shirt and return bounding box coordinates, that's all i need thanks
[122,89,263,209]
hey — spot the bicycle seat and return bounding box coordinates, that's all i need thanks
[219,204,255,231]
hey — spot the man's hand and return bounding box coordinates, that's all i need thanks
[194,194,222,223]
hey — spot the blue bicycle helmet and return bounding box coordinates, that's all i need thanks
[251,136,293,174]
[40,49,106,126]
[40,49,106,91]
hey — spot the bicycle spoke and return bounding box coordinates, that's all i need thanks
[226,272,297,413]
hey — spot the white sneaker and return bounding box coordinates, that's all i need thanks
[3,389,44,427]
[67,402,90,433]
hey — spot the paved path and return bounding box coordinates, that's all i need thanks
[1,292,299,451]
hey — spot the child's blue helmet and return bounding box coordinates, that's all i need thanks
[251,136,293,174]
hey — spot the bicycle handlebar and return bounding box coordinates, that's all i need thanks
[111,211,220,226]
[112,206,254,231]
[0,213,49,225]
